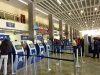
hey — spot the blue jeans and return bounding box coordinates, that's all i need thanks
[73,46,77,57]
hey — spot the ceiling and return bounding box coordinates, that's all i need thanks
[1,0,100,31]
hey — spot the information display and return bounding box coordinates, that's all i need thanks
[29,44,34,48]
[15,45,22,50]
[39,43,43,46]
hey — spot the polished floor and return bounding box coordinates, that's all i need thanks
[0,51,100,75]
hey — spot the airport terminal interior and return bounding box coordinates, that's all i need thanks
[0,0,100,75]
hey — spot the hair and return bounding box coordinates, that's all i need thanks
[1,39,9,47]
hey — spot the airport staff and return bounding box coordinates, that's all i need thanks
[0,39,9,75]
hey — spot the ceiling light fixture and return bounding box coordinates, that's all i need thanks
[85,22,87,23]
[18,0,28,5]
[93,21,95,22]
[57,0,61,4]
[80,10,84,14]
[94,7,98,11]
[68,13,71,15]
[53,18,59,21]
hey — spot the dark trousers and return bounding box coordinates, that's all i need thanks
[73,46,77,57]
[93,48,99,58]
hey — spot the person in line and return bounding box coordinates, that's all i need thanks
[92,38,99,58]
[0,39,9,75]
[72,38,77,57]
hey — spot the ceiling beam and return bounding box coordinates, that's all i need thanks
[35,0,47,3]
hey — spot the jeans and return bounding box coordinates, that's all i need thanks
[0,55,8,75]
[73,46,77,57]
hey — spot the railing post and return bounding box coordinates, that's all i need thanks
[11,54,15,75]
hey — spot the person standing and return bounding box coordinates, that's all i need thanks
[0,39,9,75]
[92,38,99,58]
[72,38,77,57]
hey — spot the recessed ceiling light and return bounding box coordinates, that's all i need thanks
[93,21,95,22]
[85,22,87,23]
[80,10,84,13]
[94,7,98,11]
[57,0,61,4]
[78,23,79,24]
[68,13,71,15]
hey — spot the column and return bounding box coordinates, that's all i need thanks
[49,14,54,42]
[73,28,75,38]
[28,2,36,43]
[65,24,69,39]
[75,29,77,38]
[59,20,63,39]
[84,34,89,56]
[70,26,72,41]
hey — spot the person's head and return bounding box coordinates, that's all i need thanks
[1,39,9,46]
[15,40,17,41]
[73,38,76,40]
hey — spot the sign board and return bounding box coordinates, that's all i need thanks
[6,22,15,28]
[21,35,29,40]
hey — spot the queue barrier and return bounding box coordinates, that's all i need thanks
[11,46,84,75]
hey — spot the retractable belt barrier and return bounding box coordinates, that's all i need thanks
[11,45,84,75]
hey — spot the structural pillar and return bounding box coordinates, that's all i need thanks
[75,29,77,38]
[84,34,89,56]
[70,26,72,41]
[48,14,54,42]
[65,24,69,39]
[28,2,36,43]
[59,20,63,39]
[73,28,75,38]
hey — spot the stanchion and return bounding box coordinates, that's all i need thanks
[75,49,81,68]
[56,46,59,65]
[25,54,28,74]
[80,47,85,63]
[47,49,51,71]
[73,53,78,75]
[33,55,36,75]
[11,54,15,75]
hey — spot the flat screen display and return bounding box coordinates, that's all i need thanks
[15,45,22,50]
[29,44,34,48]
[39,43,43,46]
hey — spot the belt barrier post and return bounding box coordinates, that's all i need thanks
[56,46,59,65]
[75,49,81,67]
[80,47,85,63]
[47,49,51,71]
[25,54,27,74]
[33,55,36,75]
[11,54,15,75]
[73,53,78,75]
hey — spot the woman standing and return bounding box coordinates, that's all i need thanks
[0,39,9,75]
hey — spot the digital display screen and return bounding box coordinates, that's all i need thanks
[39,43,43,46]
[45,43,49,45]
[29,44,34,48]
[15,45,22,50]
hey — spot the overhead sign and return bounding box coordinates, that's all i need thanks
[21,35,29,40]
[34,25,38,30]
[0,35,9,39]
[6,22,15,28]
[37,36,43,40]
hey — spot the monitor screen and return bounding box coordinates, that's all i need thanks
[39,43,43,46]
[29,44,35,48]
[15,45,22,50]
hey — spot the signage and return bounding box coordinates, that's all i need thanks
[6,22,15,28]
[17,52,24,70]
[0,35,9,39]
[37,36,43,40]
[34,25,38,30]
[21,35,29,40]
[14,31,22,34]
[38,27,49,33]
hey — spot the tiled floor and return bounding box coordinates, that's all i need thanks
[0,52,100,75]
